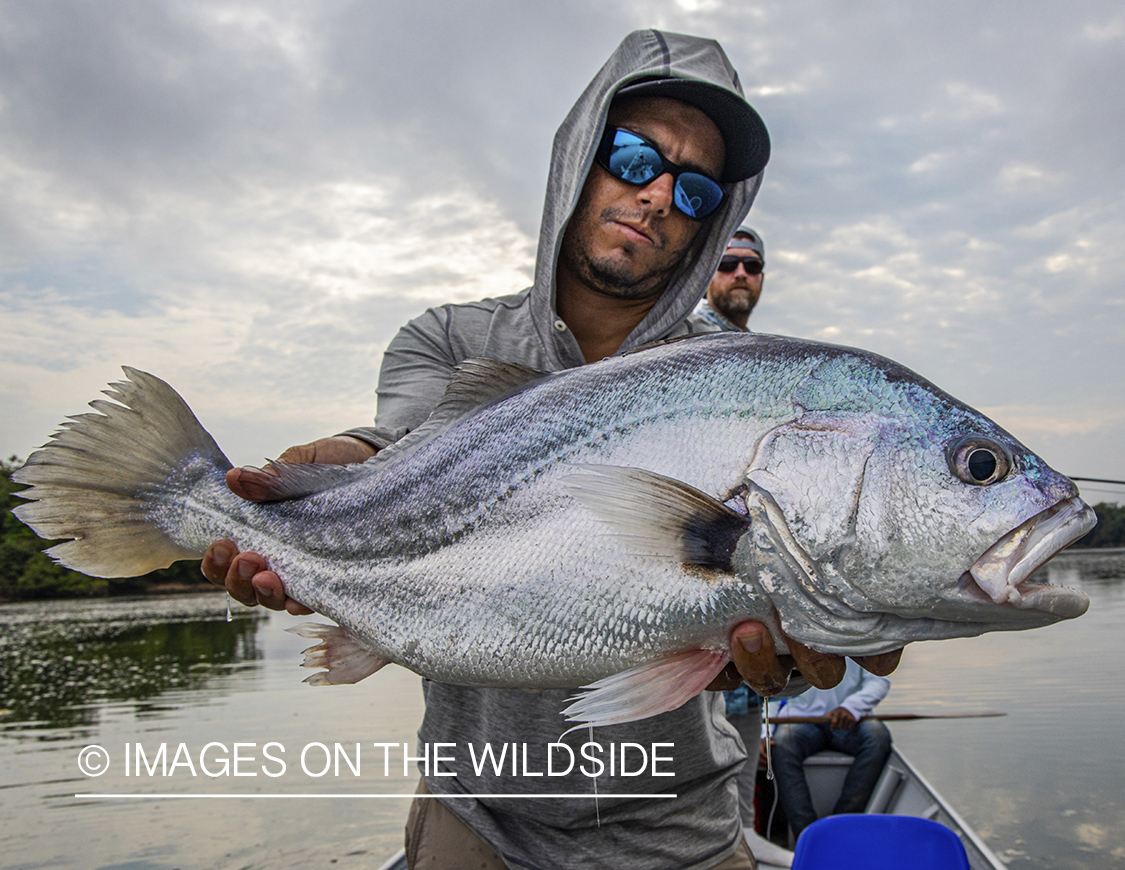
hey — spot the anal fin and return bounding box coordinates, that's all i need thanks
[561,648,729,731]
[287,623,389,685]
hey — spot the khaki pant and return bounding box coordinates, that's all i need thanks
[405,779,757,869]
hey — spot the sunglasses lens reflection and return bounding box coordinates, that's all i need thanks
[602,129,725,220]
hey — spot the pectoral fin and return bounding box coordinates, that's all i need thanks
[563,465,750,570]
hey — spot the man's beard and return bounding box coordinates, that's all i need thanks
[563,207,684,301]
[573,250,671,300]
[715,284,755,317]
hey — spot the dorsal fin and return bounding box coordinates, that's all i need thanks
[434,359,551,420]
[390,359,551,446]
[363,359,552,472]
[617,333,713,358]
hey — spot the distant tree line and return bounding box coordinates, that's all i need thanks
[1075,502,1125,549]
[2,457,209,602]
[2,455,1124,601]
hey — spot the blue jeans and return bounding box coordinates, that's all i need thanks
[770,719,892,838]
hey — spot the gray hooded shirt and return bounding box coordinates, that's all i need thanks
[344,29,765,870]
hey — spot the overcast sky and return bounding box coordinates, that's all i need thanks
[1,0,1122,505]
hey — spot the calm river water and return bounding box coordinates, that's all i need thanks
[1,549,1123,869]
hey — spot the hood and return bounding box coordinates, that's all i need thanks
[530,30,765,370]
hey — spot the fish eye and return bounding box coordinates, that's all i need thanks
[946,436,1012,486]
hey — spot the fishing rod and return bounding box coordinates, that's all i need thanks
[768,712,1005,724]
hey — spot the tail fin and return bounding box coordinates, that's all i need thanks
[12,367,232,577]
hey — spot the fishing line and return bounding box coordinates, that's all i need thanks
[1074,485,1125,497]
[588,725,601,827]
[760,696,783,846]
[765,783,782,846]
[762,698,780,781]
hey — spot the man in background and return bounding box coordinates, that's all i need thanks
[695,224,765,331]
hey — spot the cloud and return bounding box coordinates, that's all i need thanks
[1,0,1122,499]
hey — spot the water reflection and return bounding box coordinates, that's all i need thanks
[1046,547,1125,586]
[0,593,422,870]
[884,549,1125,870]
[0,558,1122,870]
[0,594,263,734]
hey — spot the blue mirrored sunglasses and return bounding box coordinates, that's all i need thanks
[595,128,726,220]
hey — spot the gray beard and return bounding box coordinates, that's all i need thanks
[717,296,752,316]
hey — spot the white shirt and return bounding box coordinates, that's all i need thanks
[764,659,890,734]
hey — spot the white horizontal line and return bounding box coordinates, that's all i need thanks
[76,793,678,800]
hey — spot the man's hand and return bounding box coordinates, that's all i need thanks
[226,436,377,502]
[826,706,857,730]
[200,436,377,612]
[716,621,903,697]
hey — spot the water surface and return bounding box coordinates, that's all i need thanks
[1,551,1122,869]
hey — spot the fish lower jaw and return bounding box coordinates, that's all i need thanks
[964,565,1031,607]
[957,569,1090,620]
[957,496,1096,618]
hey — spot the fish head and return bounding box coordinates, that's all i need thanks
[740,348,1095,654]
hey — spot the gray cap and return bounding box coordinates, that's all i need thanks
[727,225,764,261]
[613,78,770,182]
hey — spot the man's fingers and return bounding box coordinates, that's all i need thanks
[279,437,376,467]
[249,570,289,610]
[785,635,847,690]
[227,552,269,606]
[277,443,318,464]
[729,622,791,696]
[854,648,904,677]
[201,539,237,587]
[250,570,310,613]
[202,542,309,613]
[226,466,286,502]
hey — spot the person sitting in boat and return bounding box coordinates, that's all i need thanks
[763,658,892,841]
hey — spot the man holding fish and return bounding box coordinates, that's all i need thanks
[11,23,1094,869]
[200,30,899,869]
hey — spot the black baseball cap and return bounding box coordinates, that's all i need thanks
[613,77,770,182]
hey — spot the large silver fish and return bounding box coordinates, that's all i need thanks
[13,333,1094,727]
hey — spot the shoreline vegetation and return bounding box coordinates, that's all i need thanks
[4,456,1124,603]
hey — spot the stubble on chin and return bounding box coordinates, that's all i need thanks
[565,207,687,301]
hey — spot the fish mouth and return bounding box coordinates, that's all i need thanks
[957,497,1095,619]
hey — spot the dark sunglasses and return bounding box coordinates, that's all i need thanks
[595,127,726,220]
[717,255,764,275]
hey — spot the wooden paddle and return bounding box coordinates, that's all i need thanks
[768,712,1005,724]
